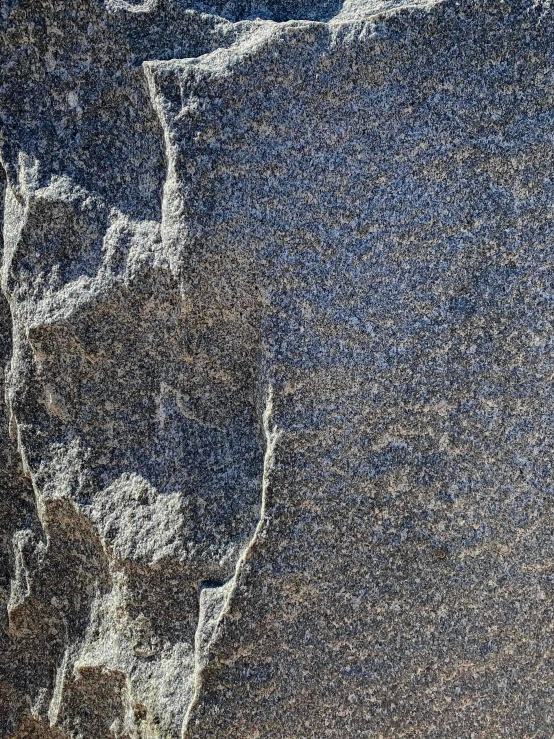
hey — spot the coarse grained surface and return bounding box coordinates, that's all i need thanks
[3,0,554,737]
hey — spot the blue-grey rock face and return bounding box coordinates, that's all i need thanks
[2,0,554,736]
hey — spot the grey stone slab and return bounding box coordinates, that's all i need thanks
[2,0,554,737]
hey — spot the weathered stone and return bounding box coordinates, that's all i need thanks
[3,0,554,736]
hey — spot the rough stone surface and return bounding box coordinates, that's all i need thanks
[3,0,554,736]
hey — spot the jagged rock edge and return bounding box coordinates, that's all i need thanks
[181,386,279,738]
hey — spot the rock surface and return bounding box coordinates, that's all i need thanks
[3,0,554,736]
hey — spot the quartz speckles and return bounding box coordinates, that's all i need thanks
[4,0,554,737]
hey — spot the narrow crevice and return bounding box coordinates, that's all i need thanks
[118,0,346,23]
[0,241,55,734]
[181,386,280,738]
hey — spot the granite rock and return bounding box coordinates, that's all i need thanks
[3,0,554,736]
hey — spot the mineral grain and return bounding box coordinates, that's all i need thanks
[2,0,554,737]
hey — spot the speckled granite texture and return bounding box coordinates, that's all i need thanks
[2,0,554,736]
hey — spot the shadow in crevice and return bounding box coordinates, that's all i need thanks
[0,164,49,739]
[112,0,346,24]
[201,0,345,22]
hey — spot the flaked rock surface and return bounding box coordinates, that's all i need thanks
[2,0,554,737]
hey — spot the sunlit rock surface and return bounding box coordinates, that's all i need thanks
[3,1,554,736]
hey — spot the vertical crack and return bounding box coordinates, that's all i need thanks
[181,385,280,738]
